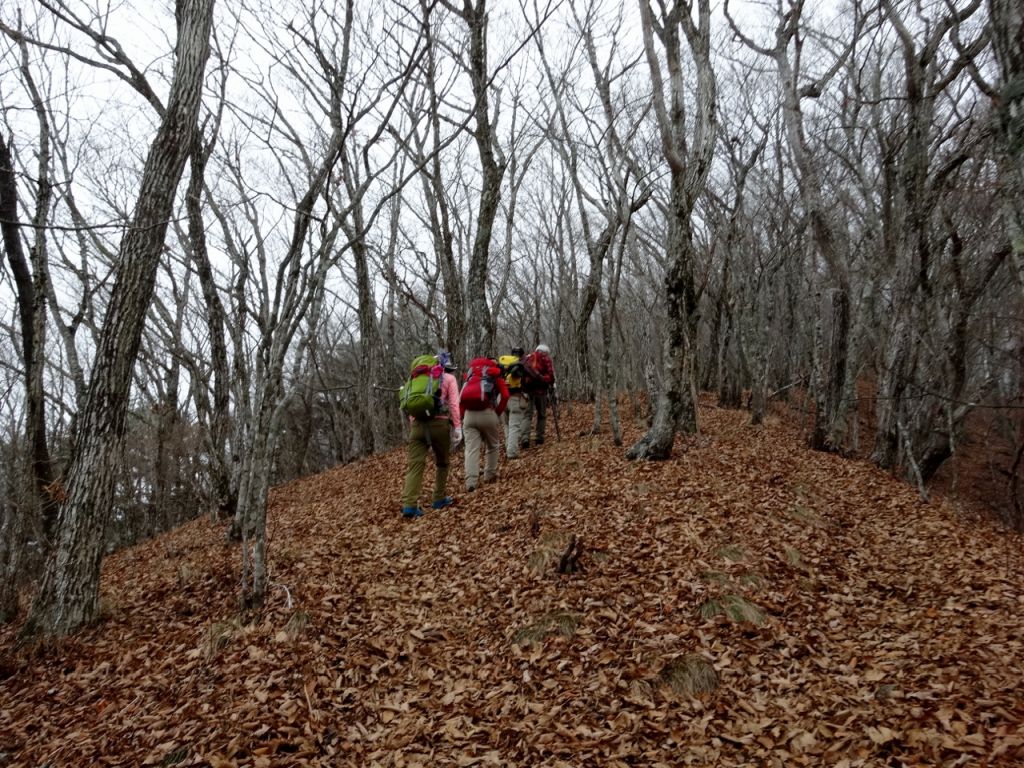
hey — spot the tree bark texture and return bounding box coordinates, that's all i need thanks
[421,14,466,360]
[990,0,1024,290]
[462,0,505,357]
[870,0,985,470]
[0,88,57,618]
[809,288,850,451]
[21,0,215,640]
[0,88,57,536]
[772,32,853,453]
[628,0,716,460]
[187,143,234,518]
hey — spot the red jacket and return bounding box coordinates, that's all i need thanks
[524,350,555,390]
[459,357,510,418]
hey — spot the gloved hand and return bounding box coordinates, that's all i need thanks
[452,427,463,448]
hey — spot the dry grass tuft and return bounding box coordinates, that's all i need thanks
[512,611,580,645]
[202,619,239,659]
[717,544,747,562]
[788,504,824,526]
[702,570,731,586]
[528,531,573,573]
[739,571,765,588]
[176,563,195,588]
[658,654,720,696]
[699,595,767,626]
[160,745,190,766]
[784,545,805,568]
[98,596,122,621]
[284,610,309,641]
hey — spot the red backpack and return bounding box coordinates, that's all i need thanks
[460,357,501,411]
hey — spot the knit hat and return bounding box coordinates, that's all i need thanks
[536,343,550,354]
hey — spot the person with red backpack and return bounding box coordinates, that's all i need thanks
[399,350,462,518]
[523,343,555,446]
[459,356,510,491]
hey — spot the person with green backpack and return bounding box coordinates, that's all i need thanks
[398,350,462,518]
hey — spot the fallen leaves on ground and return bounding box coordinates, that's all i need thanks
[1,397,1023,766]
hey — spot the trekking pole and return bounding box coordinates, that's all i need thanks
[550,385,562,441]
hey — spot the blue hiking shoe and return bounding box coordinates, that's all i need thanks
[432,496,455,510]
[401,506,424,518]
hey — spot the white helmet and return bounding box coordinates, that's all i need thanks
[536,343,550,354]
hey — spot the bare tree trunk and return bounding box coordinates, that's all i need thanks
[238,390,277,611]
[725,0,858,451]
[21,0,214,640]
[870,0,985,468]
[377,186,405,449]
[0,52,58,619]
[810,288,850,451]
[0,510,24,622]
[602,222,630,447]
[352,233,379,458]
[340,144,380,459]
[575,228,614,402]
[872,309,912,467]
[420,9,466,360]
[628,0,715,460]
[153,293,187,527]
[775,44,852,453]
[990,0,1024,290]
[628,195,701,458]
[456,0,505,356]
[187,141,234,518]
[716,255,742,409]
[0,51,58,536]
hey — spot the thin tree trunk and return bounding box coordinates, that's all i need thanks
[420,10,465,359]
[460,0,505,356]
[0,56,58,619]
[0,59,58,536]
[187,143,234,518]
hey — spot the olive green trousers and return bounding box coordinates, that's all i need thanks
[401,418,451,508]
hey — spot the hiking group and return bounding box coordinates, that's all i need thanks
[397,345,556,518]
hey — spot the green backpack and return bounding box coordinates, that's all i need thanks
[399,354,444,420]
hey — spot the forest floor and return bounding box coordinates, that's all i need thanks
[2,398,1024,767]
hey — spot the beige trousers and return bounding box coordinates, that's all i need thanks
[464,409,501,488]
[505,394,529,458]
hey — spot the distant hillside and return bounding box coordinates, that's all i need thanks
[2,400,1023,766]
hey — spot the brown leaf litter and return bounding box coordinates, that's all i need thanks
[1,398,1022,766]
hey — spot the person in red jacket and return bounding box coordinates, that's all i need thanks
[459,356,510,491]
[523,343,555,445]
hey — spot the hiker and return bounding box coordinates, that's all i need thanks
[498,346,530,459]
[459,356,510,491]
[523,343,555,446]
[398,350,462,518]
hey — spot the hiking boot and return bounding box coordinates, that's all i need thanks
[432,496,455,510]
[401,506,424,518]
